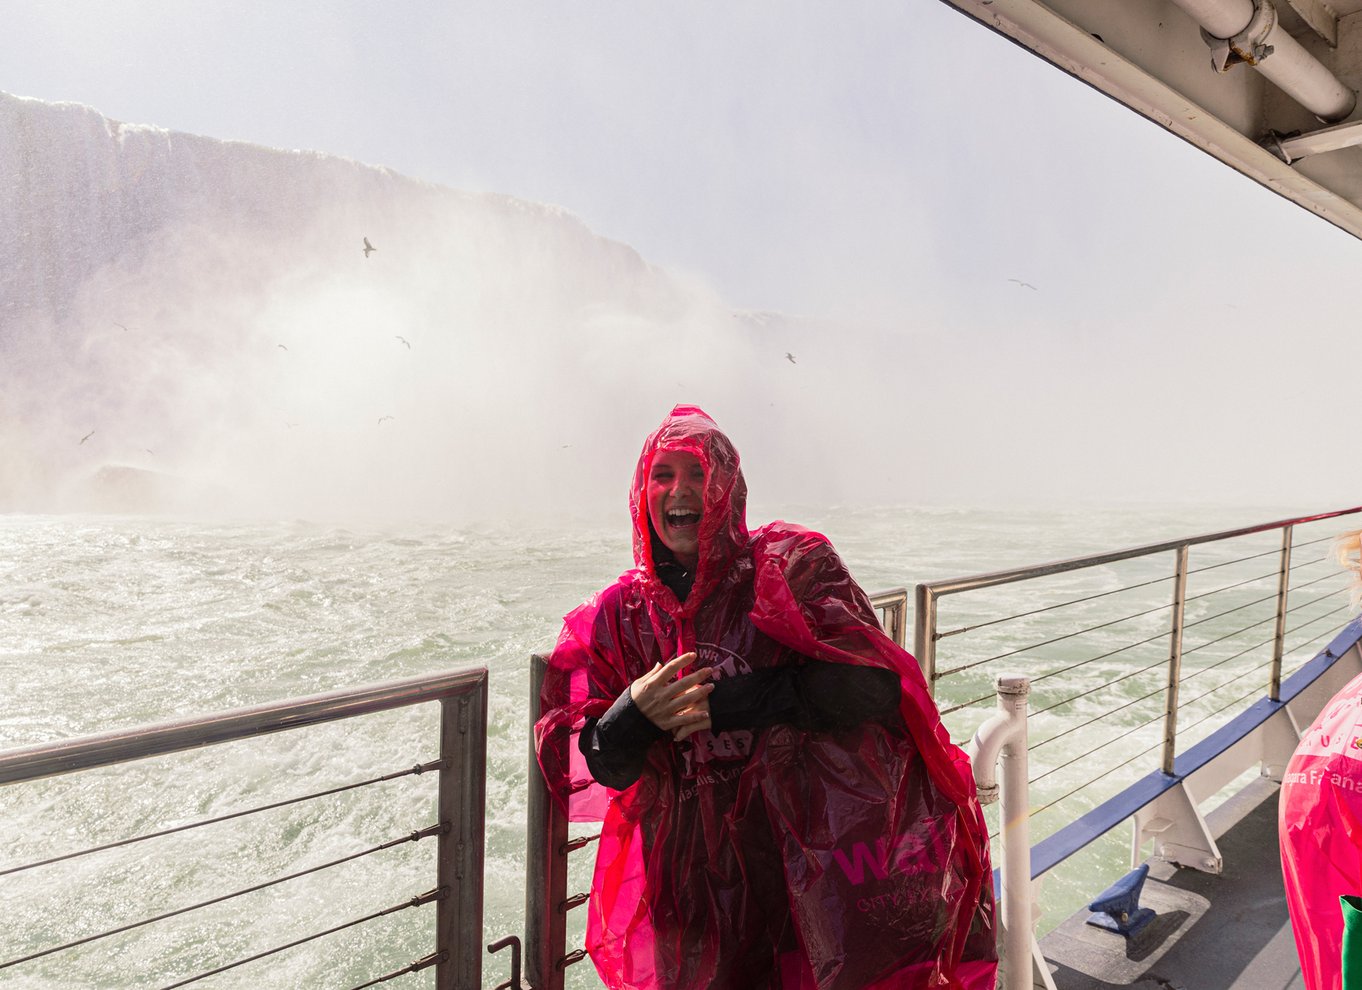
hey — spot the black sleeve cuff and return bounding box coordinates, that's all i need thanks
[578,687,666,789]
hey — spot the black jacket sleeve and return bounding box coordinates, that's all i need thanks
[578,686,666,790]
[708,661,900,733]
[578,661,901,789]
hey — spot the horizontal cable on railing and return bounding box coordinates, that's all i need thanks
[1292,532,1342,550]
[1175,672,1275,740]
[1185,545,1280,575]
[935,573,1174,642]
[1288,569,1346,595]
[1285,608,1354,655]
[939,691,998,717]
[1024,629,1171,685]
[562,832,601,854]
[157,886,446,990]
[1180,616,1354,738]
[1181,612,1276,660]
[1031,666,1169,747]
[938,626,1172,716]
[0,822,446,973]
[1289,551,1332,571]
[1181,592,1276,636]
[1286,587,1350,621]
[1027,733,1166,826]
[346,950,445,989]
[1179,632,1276,686]
[0,760,442,880]
[559,949,589,971]
[936,603,1174,679]
[1029,708,1167,788]
[1176,655,1274,713]
[1184,569,1278,605]
[1180,584,1345,668]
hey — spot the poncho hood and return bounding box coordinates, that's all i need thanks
[630,404,748,617]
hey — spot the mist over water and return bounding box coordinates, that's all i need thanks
[1,92,954,527]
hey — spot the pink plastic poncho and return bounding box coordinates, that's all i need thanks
[1280,669,1362,990]
[535,405,996,989]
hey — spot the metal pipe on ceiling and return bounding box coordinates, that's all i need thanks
[1171,0,1356,121]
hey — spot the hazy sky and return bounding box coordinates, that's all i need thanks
[5,1,1362,512]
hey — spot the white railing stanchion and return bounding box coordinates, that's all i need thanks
[969,674,1055,990]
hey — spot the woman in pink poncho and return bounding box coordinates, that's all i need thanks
[535,405,996,989]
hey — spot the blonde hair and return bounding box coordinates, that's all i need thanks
[1335,529,1362,607]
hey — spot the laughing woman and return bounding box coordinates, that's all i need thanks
[535,405,996,989]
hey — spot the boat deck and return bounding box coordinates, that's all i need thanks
[1040,776,1304,990]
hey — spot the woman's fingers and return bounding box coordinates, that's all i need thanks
[673,714,712,742]
[653,652,695,681]
[631,652,715,732]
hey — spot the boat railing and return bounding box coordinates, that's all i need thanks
[868,586,909,648]
[924,505,1362,987]
[0,667,489,990]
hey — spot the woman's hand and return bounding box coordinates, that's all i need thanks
[631,652,714,742]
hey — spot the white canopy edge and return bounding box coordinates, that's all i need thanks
[942,0,1362,241]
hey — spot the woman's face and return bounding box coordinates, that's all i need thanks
[647,449,705,569]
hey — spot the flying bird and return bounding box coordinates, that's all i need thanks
[395,335,410,349]
[113,323,131,332]
[277,344,289,351]
[378,415,394,425]
[363,237,377,258]
[785,352,796,364]
[79,431,95,445]
[1008,278,1038,290]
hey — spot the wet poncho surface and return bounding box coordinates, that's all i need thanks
[535,405,996,989]
[1281,670,1362,990]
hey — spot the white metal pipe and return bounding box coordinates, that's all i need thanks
[969,674,1035,990]
[1175,0,1254,40]
[1170,0,1356,121]
[1259,29,1356,121]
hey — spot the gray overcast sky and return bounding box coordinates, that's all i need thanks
[6,1,1362,509]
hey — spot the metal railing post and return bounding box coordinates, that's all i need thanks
[1161,546,1190,776]
[1270,525,1294,701]
[436,678,487,990]
[914,584,938,697]
[969,675,1051,990]
[869,588,909,649]
[525,656,569,990]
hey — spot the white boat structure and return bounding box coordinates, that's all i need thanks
[7,3,1362,987]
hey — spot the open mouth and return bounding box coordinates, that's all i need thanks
[666,509,702,529]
